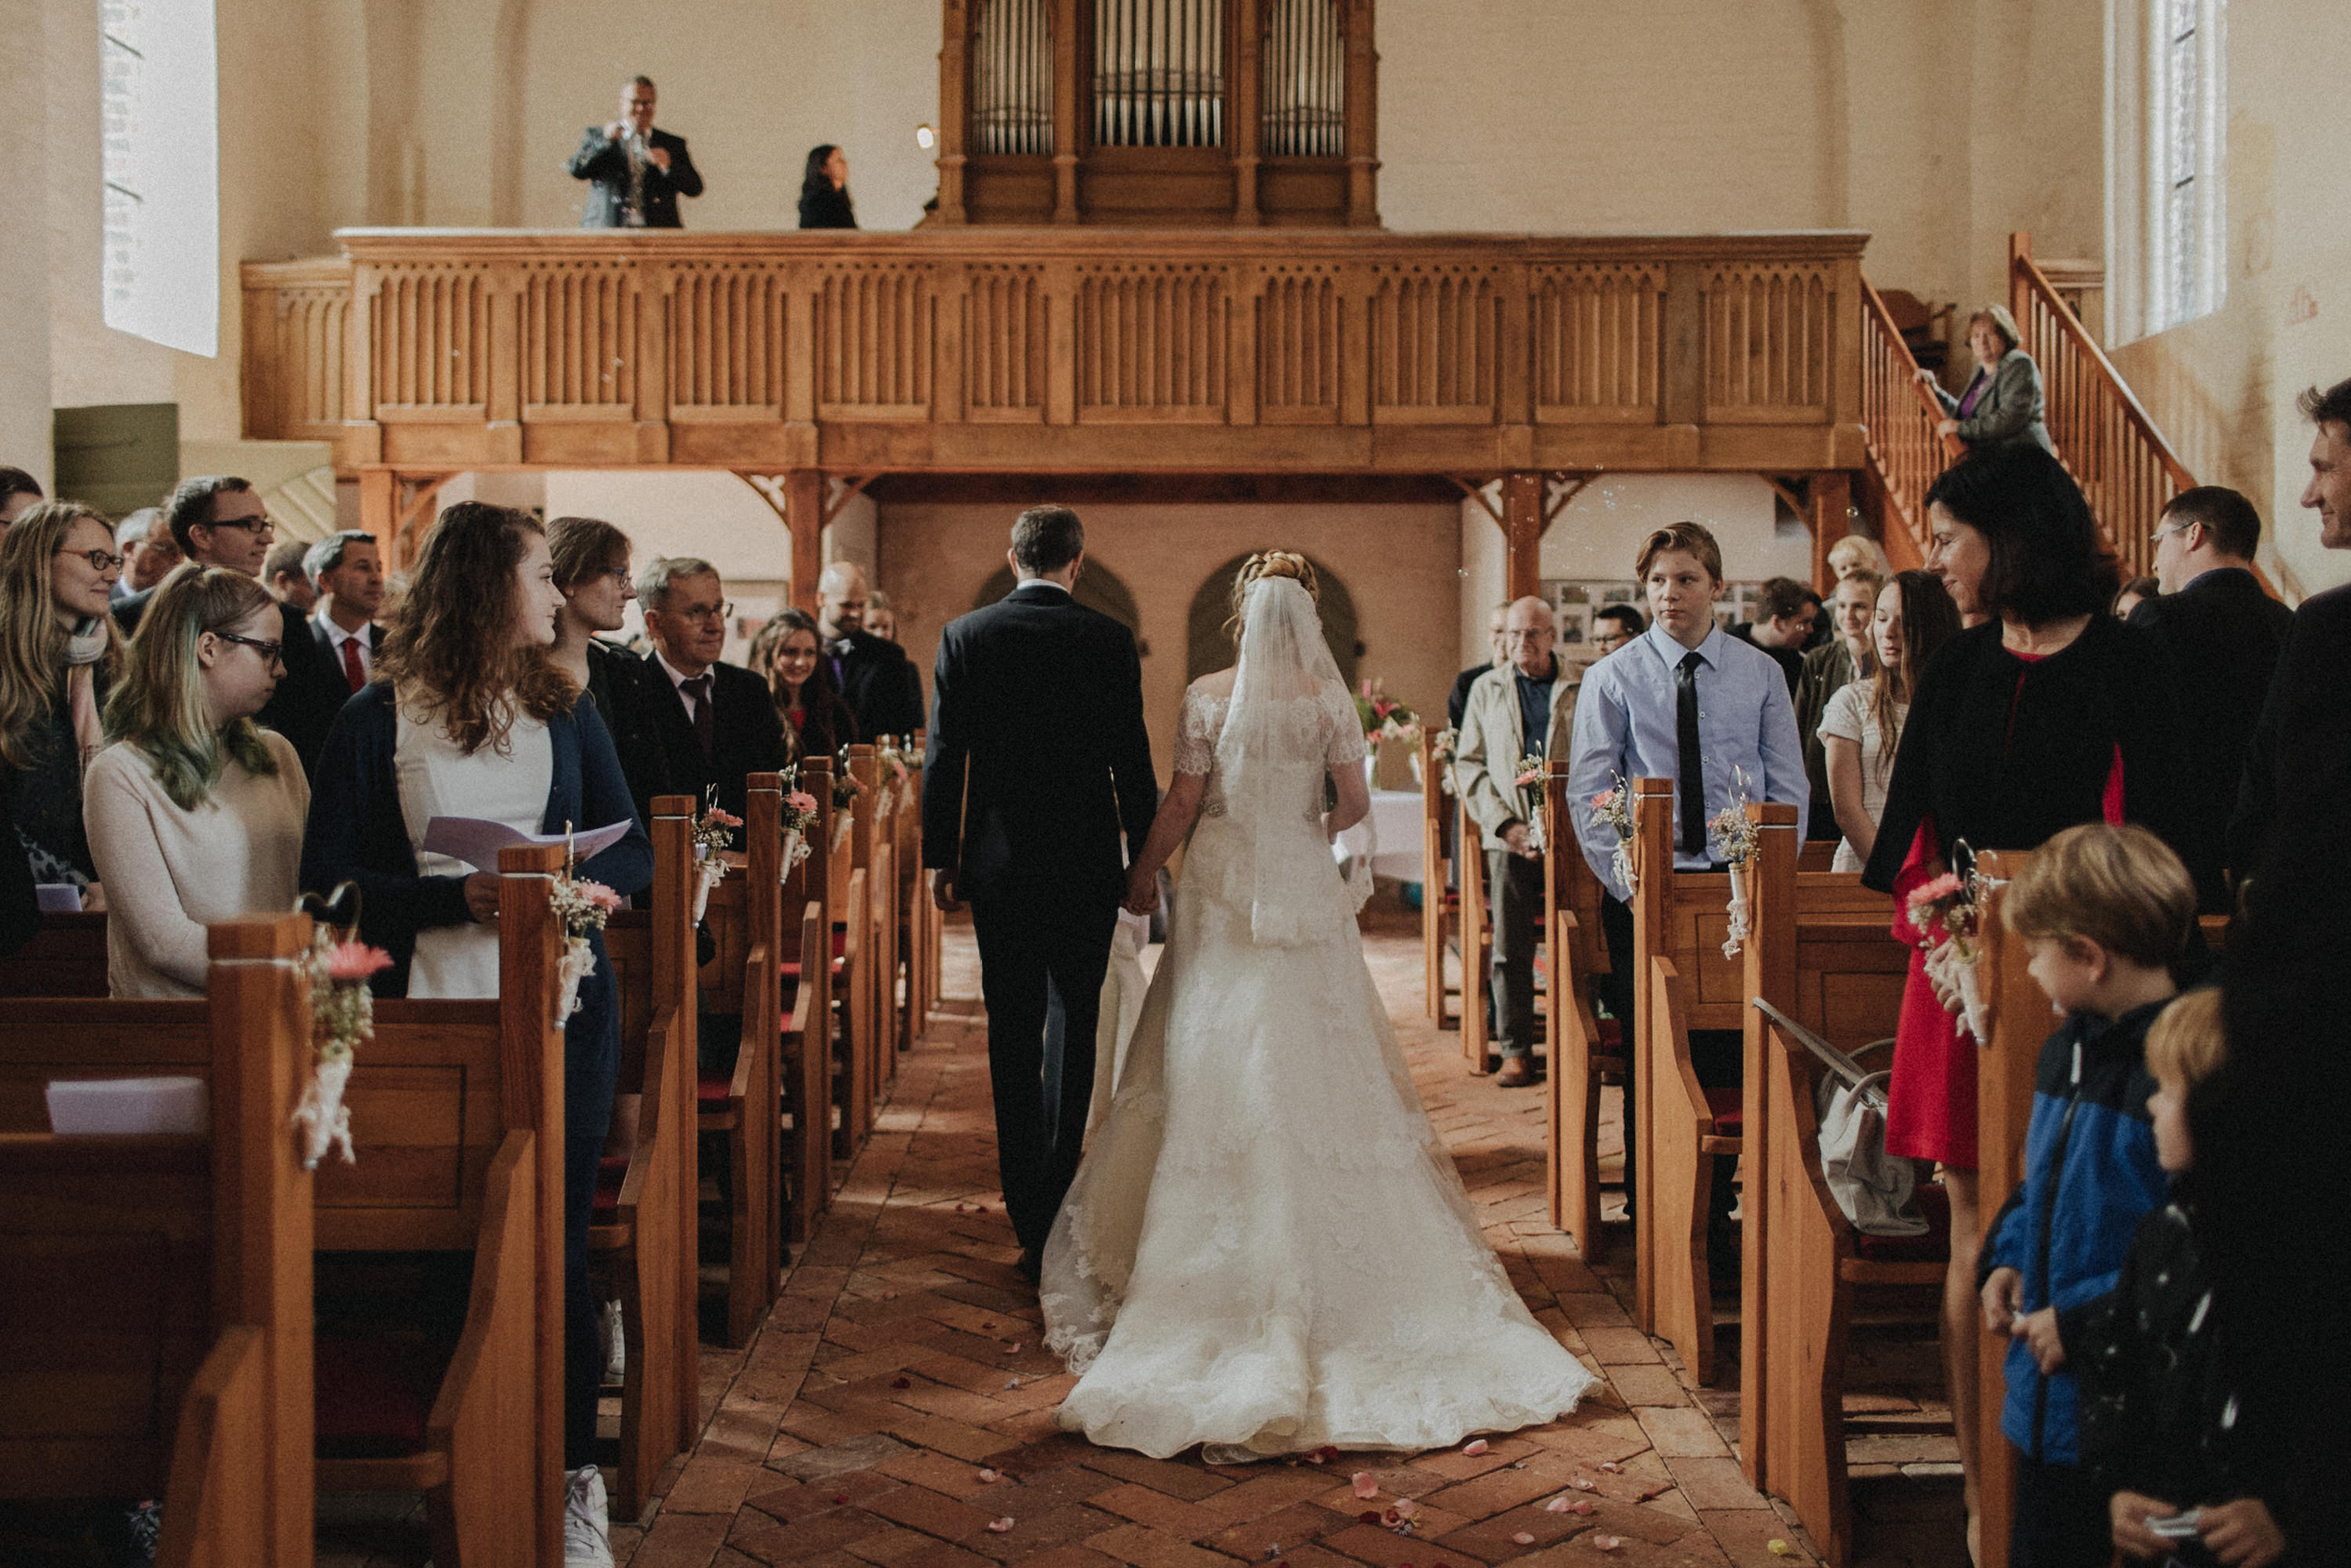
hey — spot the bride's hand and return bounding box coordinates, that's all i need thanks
[1123,866,1158,917]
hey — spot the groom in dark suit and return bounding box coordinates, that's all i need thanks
[923,506,1158,1279]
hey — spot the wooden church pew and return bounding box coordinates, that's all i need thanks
[846,744,892,1118]
[0,912,315,1568]
[1740,806,1936,1559]
[1539,760,1621,1254]
[698,775,784,1348]
[0,908,107,996]
[831,770,875,1159]
[1420,728,1457,1026]
[891,736,929,1046]
[779,755,838,1249]
[589,794,697,1519]
[1457,790,1494,1070]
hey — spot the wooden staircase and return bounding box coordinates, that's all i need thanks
[1856,231,2201,582]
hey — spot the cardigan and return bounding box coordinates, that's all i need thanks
[1861,616,2192,892]
[299,683,654,998]
[1932,350,2058,455]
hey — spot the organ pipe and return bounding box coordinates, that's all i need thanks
[1263,0,1342,156]
[1092,0,1223,147]
[974,0,1050,154]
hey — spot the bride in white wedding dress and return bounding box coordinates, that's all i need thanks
[1040,553,1598,1460]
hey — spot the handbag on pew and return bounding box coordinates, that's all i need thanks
[1757,1001,1928,1237]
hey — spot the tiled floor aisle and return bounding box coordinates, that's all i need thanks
[594,908,1967,1568]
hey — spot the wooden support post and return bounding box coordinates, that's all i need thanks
[2008,230,2034,348]
[1501,470,1545,601]
[935,0,970,223]
[1808,471,1853,593]
[787,470,824,612]
[1232,0,1263,227]
[1343,0,1380,227]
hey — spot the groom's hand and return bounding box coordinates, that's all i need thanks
[930,868,963,913]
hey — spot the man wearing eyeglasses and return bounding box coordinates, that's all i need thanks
[113,475,349,771]
[636,556,785,848]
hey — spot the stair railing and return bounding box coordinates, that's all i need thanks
[2009,232,2197,583]
[1858,275,1963,571]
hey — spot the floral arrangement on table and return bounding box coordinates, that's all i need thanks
[1590,773,1638,898]
[550,866,622,1018]
[1909,844,1992,1043]
[292,925,395,1171]
[778,765,822,877]
[1707,767,1763,957]
[691,796,741,920]
[1355,680,1423,750]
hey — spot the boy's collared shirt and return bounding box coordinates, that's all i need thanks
[1566,621,1808,899]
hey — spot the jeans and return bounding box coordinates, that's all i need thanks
[563,935,622,1471]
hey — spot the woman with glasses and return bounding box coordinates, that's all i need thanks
[0,501,127,908]
[300,500,651,1562]
[747,606,855,763]
[83,568,307,997]
[547,514,672,837]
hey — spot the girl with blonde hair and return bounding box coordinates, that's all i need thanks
[0,501,127,903]
[84,568,307,997]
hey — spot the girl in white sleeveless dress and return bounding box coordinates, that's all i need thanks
[1040,556,1596,1459]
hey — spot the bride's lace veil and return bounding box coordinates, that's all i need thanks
[1215,574,1359,945]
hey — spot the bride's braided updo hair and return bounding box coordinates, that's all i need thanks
[1226,550,1319,644]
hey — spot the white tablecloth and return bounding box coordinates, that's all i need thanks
[1333,788,1428,883]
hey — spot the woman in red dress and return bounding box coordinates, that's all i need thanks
[1863,445,2192,1553]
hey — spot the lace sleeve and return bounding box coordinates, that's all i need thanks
[1174,687,1221,776]
[1324,687,1367,770]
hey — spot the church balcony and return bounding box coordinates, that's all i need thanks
[241,227,1872,481]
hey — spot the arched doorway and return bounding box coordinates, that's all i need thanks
[1185,554,1359,688]
[974,558,1146,646]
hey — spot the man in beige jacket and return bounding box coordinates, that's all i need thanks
[1453,597,1580,1087]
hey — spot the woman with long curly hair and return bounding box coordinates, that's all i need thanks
[299,499,651,1561]
[1819,568,1961,871]
[747,605,855,762]
[0,500,126,906]
[85,568,307,997]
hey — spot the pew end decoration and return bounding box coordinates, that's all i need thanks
[295,929,395,1170]
[1591,773,1637,898]
[550,863,622,1017]
[779,765,822,878]
[691,797,742,920]
[1425,726,1457,792]
[1707,768,1762,957]
[1907,844,1993,1043]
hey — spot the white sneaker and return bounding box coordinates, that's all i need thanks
[564,1465,615,1568]
[600,1299,626,1385]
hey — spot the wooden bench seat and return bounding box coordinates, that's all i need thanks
[0,913,316,1568]
[1539,760,1621,1254]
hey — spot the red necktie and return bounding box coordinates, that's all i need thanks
[341,634,367,693]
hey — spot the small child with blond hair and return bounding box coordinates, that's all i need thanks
[1978,822,2190,1566]
[2075,988,2295,1566]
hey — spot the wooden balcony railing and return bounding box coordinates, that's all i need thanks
[241,228,1871,480]
[1856,274,1960,571]
[2009,232,2197,583]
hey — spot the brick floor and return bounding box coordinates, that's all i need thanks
[314,905,1965,1568]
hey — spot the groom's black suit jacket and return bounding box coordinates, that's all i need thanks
[922,582,1157,906]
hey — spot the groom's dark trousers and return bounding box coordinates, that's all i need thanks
[922,578,1158,1255]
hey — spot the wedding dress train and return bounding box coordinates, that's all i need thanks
[1040,579,1597,1458]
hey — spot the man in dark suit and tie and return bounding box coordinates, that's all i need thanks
[2124,486,2291,910]
[114,476,349,772]
[637,556,787,844]
[566,75,703,229]
[922,506,1157,1279]
[818,560,924,740]
[305,530,386,698]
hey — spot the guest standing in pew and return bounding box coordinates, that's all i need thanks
[1819,570,1958,873]
[1975,826,2188,1567]
[636,555,786,845]
[568,74,702,228]
[0,465,42,536]
[263,539,318,615]
[748,606,857,763]
[306,529,386,699]
[298,501,652,1568]
[1447,600,1510,729]
[863,588,901,644]
[2079,990,2300,1567]
[1566,521,1808,1259]
[112,506,181,602]
[2124,487,2291,913]
[0,501,126,907]
[1861,444,2193,1559]
[1796,567,1884,845]
[84,569,307,998]
[1455,595,1580,1089]
[797,143,857,229]
[1918,303,2057,456]
[1588,602,1645,661]
[114,476,349,774]
[2110,575,2161,620]
[1727,575,1818,697]
[818,561,923,742]
[547,516,673,840]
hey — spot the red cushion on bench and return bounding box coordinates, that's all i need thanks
[1852,1181,1953,1263]
[1703,1087,1743,1131]
[779,932,850,981]
[591,1153,626,1215]
[1595,1017,1624,1050]
[315,1336,443,1458]
[698,1073,732,1107]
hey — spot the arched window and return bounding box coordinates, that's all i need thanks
[2111,0,2226,340]
[1185,553,1359,688]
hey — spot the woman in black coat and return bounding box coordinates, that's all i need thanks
[1859,443,2190,1550]
[798,143,857,229]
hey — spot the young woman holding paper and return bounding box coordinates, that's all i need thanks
[298,499,650,1558]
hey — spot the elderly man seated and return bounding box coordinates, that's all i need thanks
[1453,596,1579,1087]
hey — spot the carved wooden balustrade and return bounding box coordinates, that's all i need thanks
[242,228,1870,483]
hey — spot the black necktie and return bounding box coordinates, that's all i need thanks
[683,673,715,761]
[1675,650,1707,857]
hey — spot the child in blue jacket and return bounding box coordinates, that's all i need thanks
[1977,823,2194,1567]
